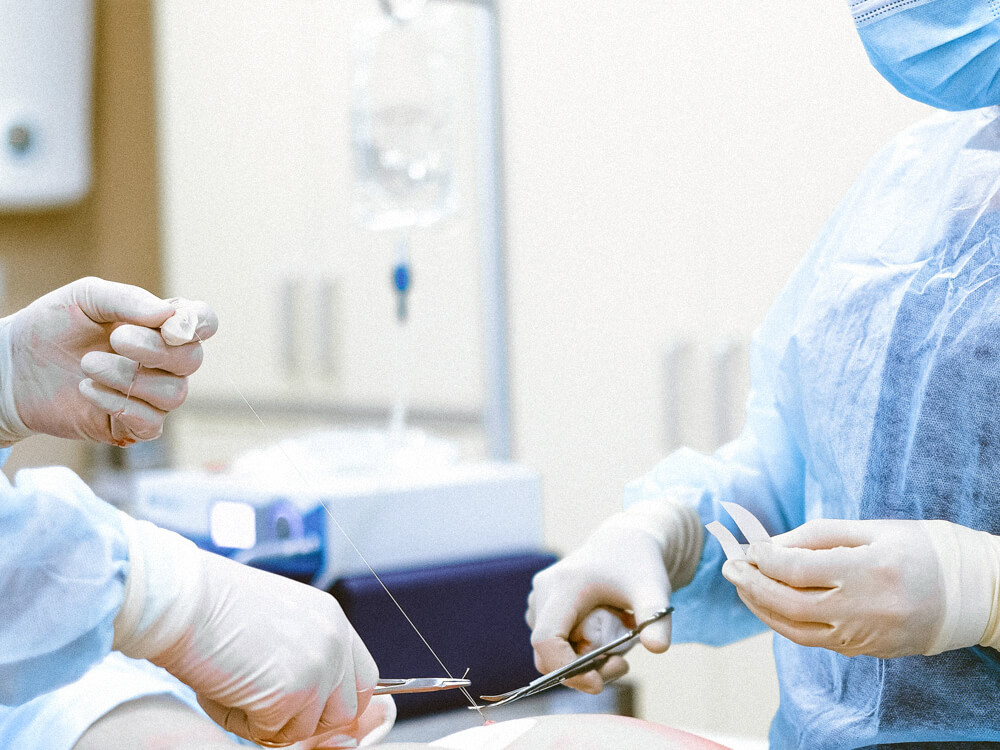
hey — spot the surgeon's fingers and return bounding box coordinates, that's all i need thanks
[746,542,862,589]
[79,379,166,441]
[196,699,258,746]
[198,699,314,748]
[297,697,398,750]
[311,636,374,739]
[735,588,836,650]
[723,559,840,627]
[530,600,604,694]
[639,614,671,654]
[162,298,219,344]
[71,277,175,327]
[198,696,317,749]
[338,635,376,724]
[770,518,875,550]
[593,654,630,685]
[80,352,189,412]
[353,695,396,747]
[109,324,204,376]
[631,592,672,653]
[269,700,327,749]
[529,592,586,662]
[525,589,538,630]
[311,705,363,748]
[352,633,379,710]
[294,728,359,750]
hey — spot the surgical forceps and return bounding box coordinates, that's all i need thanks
[474,606,674,710]
[373,677,472,695]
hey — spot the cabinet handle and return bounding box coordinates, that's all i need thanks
[279,279,300,377]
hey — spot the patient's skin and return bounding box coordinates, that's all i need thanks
[382,714,730,750]
[73,695,241,750]
[75,700,729,750]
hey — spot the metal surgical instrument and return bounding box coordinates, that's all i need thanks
[474,606,674,709]
[374,677,472,695]
[253,679,473,747]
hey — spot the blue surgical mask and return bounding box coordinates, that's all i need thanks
[851,0,1000,111]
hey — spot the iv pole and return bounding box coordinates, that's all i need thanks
[474,0,512,462]
[378,0,512,461]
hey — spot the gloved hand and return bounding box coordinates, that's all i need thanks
[291,694,396,749]
[722,518,1000,658]
[113,516,383,748]
[0,276,218,446]
[524,499,702,693]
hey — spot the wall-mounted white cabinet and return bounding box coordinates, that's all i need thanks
[0,0,93,210]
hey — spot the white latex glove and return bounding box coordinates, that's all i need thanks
[291,694,397,749]
[524,499,702,693]
[722,518,1000,658]
[0,277,218,446]
[113,516,380,748]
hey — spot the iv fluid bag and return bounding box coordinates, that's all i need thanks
[352,8,461,231]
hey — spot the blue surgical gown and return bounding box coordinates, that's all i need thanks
[0,452,255,748]
[626,107,1000,747]
[0,449,127,706]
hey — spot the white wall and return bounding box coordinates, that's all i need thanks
[154,0,933,741]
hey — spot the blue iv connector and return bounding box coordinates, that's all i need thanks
[392,261,411,322]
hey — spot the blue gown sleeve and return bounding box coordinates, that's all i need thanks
[0,451,128,706]
[624,259,814,647]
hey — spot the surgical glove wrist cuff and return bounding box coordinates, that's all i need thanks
[113,512,205,662]
[607,498,703,591]
[0,314,33,446]
[921,520,1000,655]
[970,531,1000,652]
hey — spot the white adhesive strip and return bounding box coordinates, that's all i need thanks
[721,501,772,544]
[706,503,773,562]
[705,521,748,562]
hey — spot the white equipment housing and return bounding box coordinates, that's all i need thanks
[131,461,544,590]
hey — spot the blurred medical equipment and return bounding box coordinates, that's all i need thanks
[0,0,92,209]
[479,607,674,710]
[129,428,542,588]
[850,0,1000,111]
